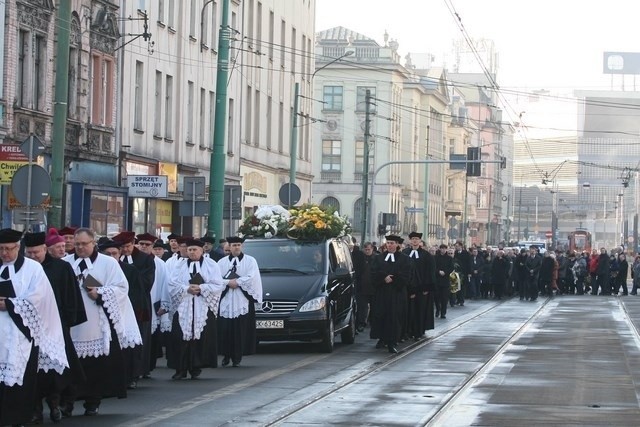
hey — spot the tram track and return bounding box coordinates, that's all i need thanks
[261,297,550,427]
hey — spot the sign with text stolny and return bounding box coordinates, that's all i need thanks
[128,175,169,198]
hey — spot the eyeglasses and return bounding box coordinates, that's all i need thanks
[74,241,94,247]
[0,245,19,252]
[138,242,152,246]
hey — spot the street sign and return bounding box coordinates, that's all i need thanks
[545,231,553,238]
[179,200,209,217]
[0,144,28,184]
[128,175,168,198]
[12,207,46,225]
[10,164,51,206]
[19,135,45,161]
[223,185,243,220]
[184,176,206,200]
[405,207,425,213]
[279,183,301,206]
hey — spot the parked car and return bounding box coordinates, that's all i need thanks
[242,237,357,352]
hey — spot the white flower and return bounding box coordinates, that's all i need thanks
[264,232,273,239]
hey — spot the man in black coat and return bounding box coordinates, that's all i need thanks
[356,242,378,332]
[24,232,87,424]
[490,249,511,300]
[434,244,455,319]
[594,247,612,295]
[402,232,436,340]
[453,241,470,305]
[113,231,156,386]
[370,235,411,354]
[468,247,484,300]
[524,246,542,301]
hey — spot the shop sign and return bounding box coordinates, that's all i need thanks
[128,175,168,198]
[0,144,29,185]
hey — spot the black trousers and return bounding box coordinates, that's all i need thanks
[435,286,450,316]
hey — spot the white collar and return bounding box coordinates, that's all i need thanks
[71,256,94,273]
[120,254,133,264]
[385,253,395,262]
[410,249,419,259]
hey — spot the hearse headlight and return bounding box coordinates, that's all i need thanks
[299,297,326,312]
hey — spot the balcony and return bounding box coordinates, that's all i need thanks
[321,171,342,182]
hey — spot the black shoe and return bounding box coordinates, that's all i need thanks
[26,413,43,425]
[440,315,446,319]
[59,403,73,418]
[84,407,99,417]
[435,311,440,317]
[50,408,62,423]
[190,369,201,379]
[356,326,365,333]
[127,380,137,389]
[222,356,230,367]
[375,339,385,349]
[232,361,241,367]
[142,373,152,379]
[171,371,187,380]
[387,345,398,354]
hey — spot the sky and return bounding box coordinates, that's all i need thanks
[315,0,640,94]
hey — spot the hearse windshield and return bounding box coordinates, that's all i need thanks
[243,240,326,273]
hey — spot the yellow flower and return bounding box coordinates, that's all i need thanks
[315,220,326,229]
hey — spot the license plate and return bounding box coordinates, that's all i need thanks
[256,319,284,329]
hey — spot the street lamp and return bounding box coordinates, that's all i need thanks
[312,50,354,80]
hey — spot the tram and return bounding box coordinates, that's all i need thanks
[568,229,592,253]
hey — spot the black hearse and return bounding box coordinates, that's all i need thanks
[242,237,356,352]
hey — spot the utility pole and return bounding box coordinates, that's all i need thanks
[360,90,371,246]
[289,83,300,185]
[423,125,430,241]
[49,0,72,228]
[207,0,230,238]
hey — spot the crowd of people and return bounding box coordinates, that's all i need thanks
[351,235,636,355]
[0,227,261,426]
[2,223,635,426]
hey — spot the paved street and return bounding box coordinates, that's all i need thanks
[50,294,640,426]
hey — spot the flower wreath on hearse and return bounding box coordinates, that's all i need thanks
[237,205,291,239]
[286,203,352,240]
[237,204,352,240]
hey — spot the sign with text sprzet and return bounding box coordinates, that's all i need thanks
[128,175,169,198]
[0,144,29,185]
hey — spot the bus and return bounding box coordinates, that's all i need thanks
[568,229,592,253]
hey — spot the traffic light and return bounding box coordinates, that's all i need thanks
[466,147,481,176]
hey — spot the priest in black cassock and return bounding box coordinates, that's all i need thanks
[402,232,436,340]
[370,235,411,354]
[23,232,87,423]
[62,228,141,417]
[216,236,263,367]
[166,239,225,379]
[0,229,68,426]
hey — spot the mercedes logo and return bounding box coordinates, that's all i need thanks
[261,301,274,313]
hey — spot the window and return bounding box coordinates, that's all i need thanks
[254,89,260,146]
[202,3,209,45]
[68,47,79,119]
[208,90,215,149]
[247,0,254,40]
[189,0,197,38]
[165,75,173,139]
[356,87,376,112]
[154,71,163,136]
[268,11,274,60]
[256,2,263,51]
[158,0,164,22]
[301,35,306,79]
[449,138,455,155]
[92,55,114,126]
[266,96,272,150]
[323,86,343,110]
[199,88,206,147]
[90,191,125,236]
[187,81,194,143]
[278,102,284,153]
[245,85,252,144]
[134,61,144,130]
[355,140,374,173]
[227,98,235,152]
[280,19,286,68]
[353,198,365,232]
[167,0,175,28]
[291,27,296,74]
[321,196,340,212]
[210,1,217,47]
[322,140,341,171]
[16,31,47,111]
